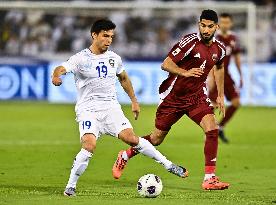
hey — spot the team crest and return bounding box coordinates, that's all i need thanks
[109,59,115,67]
[212,54,218,61]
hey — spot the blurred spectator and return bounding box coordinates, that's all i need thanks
[0,0,275,61]
[5,34,20,55]
[21,36,39,56]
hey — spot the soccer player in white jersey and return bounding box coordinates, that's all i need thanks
[52,19,187,197]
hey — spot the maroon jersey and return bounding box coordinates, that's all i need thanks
[159,33,226,105]
[216,32,241,74]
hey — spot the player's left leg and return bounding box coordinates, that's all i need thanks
[113,128,188,179]
[200,114,230,190]
[188,105,229,190]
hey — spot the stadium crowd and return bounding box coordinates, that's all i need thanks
[0,0,275,61]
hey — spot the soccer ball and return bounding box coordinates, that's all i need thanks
[137,174,163,198]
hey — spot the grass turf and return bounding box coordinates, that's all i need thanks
[0,102,275,205]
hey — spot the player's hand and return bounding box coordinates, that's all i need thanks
[182,68,204,78]
[52,76,62,86]
[216,95,225,117]
[131,100,140,120]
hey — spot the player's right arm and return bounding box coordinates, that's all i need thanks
[52,66,66,86]
[162,34,204,77]
[161,57,204,77]
[52,54,79,86]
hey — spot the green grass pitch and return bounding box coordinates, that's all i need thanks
[0,102,275,205]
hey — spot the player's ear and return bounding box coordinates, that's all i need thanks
[91,32,97,40]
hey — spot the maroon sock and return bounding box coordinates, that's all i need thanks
[125,135,152,159]
[204,129,218,174]
[220,105,238,127]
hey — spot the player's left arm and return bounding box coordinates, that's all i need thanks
[117,71,140,120]
[214,63,225,117]
[234,53,243,88]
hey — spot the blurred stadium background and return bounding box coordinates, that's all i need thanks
[0,0,276,105]
[0,1,276,205]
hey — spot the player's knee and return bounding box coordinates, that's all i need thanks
[205,125,219,133]
[203,120,219,132]
[81,134,96,152]
[200,115,219,132]
[232,98,240,108]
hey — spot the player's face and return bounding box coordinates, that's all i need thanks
[92,30,115,52]
[219,17,233,33]
[198,19,218,42]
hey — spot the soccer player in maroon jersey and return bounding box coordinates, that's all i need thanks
[113,10,230,190]
[208,13,242,143]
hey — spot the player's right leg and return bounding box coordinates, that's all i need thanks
[64,113,99,197]
[64,134,96,196]
[118,103,184,161]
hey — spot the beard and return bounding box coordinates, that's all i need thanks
[200,32,215,43]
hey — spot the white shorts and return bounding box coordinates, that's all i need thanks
[77,108,132,140]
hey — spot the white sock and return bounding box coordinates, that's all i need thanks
[66,148,92,188]
[122,151,129,161]
[204,173,215,181]
[134,137,172,169]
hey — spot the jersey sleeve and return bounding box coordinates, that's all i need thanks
[116,56,125,75]
[216,43,226,66]
[61,54,79,73]
[168,34,197,64]
[232,36,241,54]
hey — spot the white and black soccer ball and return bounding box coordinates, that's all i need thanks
[137,174,163,198]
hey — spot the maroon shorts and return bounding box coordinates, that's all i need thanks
[209,76,239,102]
[155,94,214,131]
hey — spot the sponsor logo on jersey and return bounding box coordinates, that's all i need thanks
[194,53,201,58]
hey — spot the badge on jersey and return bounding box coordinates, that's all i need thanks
[212,54,218,62]
[109,59,115,67]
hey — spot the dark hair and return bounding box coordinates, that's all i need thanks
[220,13,233,20]
[90,19,116,35]
[200,9,218,23]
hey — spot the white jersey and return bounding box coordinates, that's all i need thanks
[61,48,124,117]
